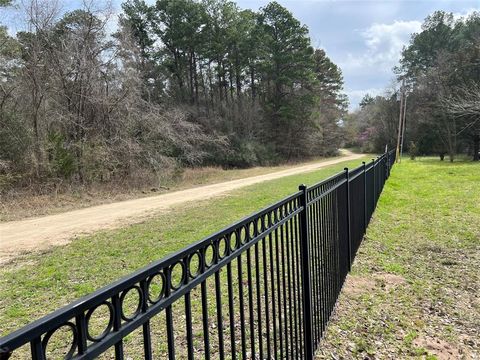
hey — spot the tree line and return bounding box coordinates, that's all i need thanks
[0,0,347,192]
[345,10,480,161]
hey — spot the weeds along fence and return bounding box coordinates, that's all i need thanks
[0,151,396,360]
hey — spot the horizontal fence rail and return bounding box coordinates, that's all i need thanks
[0,150,396,360]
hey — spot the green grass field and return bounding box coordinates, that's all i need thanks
[1,157,478,359]
[318,158,480,359]
[0,157,370,348]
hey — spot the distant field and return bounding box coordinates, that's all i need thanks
[318,158,480,359]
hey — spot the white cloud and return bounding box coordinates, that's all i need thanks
[346,87,385,99]
[340,7,479,76]
[345,87,386,111]
[363,20,421,52]
[452,8,479,21]
[339,19,422,73]
[340,8,478,110]
[338,19,421,110]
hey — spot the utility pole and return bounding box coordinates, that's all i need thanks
[395,79,405,163]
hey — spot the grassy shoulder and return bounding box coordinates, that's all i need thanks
[318,158,480,359]
[0,155,371,338]
[0,155,349,222]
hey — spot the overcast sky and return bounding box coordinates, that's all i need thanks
[2,0,478,110]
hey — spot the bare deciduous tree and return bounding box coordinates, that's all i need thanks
[442,84,480,160]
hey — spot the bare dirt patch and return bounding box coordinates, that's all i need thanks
[343,275,376,296]
[374,273,406,291]
[343,273,406,297]
[413,336,466,360]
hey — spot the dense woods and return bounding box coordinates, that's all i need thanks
[345,10,480,161]
[2,2,478,197]
[0,0,346,192]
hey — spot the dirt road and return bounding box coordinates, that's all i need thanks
[0,151,364,263]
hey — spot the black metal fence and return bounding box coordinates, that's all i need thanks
[0,150,396,360]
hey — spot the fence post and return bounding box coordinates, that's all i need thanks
[298,184,314,360]
[385,155,388,182]
[362,162,367,232]
[0,349,12,360]
[372,158,376,204]
[344,168,352,271]
[386,151,390,178]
